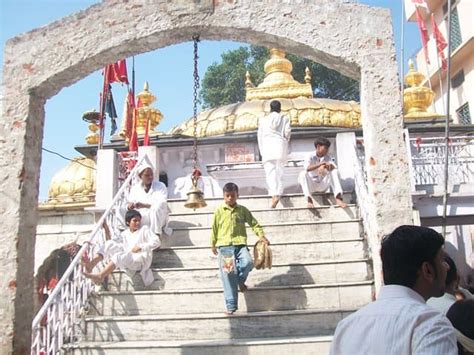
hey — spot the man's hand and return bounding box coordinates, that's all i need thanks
[127,202,136,210]
[131,246,142,253]
[211,246,218,256]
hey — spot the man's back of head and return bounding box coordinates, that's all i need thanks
[330,225,456,355]
[269,100,281,113]
[381,225,447,300]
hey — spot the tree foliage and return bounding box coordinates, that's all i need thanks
[200,45,360,109]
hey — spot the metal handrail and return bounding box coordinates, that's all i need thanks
[31,154,147,354]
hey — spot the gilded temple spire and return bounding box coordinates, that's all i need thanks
[245,48,313,101]
[305,67,312,84]
[403,60,442,120]
[245,71,255,88]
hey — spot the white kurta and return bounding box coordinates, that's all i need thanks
[298,152,343,198]
[330,285,457,355]
[257,111,291,196]
[128,180,170,235]
[100,225,161,286]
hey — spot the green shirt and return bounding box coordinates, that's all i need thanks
[210,203,265,247]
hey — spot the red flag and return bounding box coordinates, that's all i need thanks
[431,14,448,71]
[415,7,430,64]
[105,59,129,85]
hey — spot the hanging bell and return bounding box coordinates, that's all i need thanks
[184,183,207,209]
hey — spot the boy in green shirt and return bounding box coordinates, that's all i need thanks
[211,182,270,314]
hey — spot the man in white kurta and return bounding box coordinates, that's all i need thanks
[84,209,161,286]
[298,136,346,208]
[127,164,172,236]
[330,225,457,355]
[101,223,160,286]
[258,100,291,208]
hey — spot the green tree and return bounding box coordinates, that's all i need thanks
[200,45,360,109]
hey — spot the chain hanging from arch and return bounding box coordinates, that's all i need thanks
[192,34,200,173]
[184,34,207,209]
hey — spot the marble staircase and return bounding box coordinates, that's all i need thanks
[66,193,373,354]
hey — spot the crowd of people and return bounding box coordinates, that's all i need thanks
[82,99,473,354]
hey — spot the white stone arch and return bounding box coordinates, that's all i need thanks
[1,0,413,351]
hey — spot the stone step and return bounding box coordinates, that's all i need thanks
[105,259,371,292]
[168,205,358,228]
[91,281,373,316]
[161,219,362,248]
[84,309,353,342]
[167,192,353,214]
[64,335,333,355]
[152,239,367,269]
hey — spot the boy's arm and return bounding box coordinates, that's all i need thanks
[138,226,161,252]
[244,207,269,243]
[210,209,220,255]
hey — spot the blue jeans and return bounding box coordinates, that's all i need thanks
[218,245,254,312]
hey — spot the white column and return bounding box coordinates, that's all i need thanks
[95,149,118,209]
[336,132,356,192]
[138,145,160,174]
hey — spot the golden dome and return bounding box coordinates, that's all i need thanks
[43,157,96,208]
[403,60,443,120]
[170,48,361,137]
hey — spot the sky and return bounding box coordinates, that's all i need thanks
[0,0,420,202]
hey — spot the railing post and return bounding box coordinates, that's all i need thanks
[336,132,356,192]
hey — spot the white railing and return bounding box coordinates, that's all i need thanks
[31,155,147,355]
[408,136,474,186]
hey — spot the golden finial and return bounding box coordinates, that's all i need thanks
[403,59,442,120]
[305,67,312,84]
[245,48,313,101]
[245,71,254,88]
[135,82,163,135]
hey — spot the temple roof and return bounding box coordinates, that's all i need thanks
[170,48,361,137]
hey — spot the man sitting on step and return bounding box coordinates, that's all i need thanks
[298,136,347,209]
[83,209,160,287]
[330,225,457,355]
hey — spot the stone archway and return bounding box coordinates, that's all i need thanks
[1,0,412,352]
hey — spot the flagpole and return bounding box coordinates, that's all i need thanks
[99,66,110,150]
[442,0,452,238]
[401,0,406,127]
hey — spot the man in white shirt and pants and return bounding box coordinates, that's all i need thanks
[330,225,458,355]
[258,100,291,208]
[298,136,346,208]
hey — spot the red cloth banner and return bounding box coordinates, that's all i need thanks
[431,14,448,71]
[105,59,129,85]
[415,7,430,64]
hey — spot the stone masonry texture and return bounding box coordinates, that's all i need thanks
[1,0,412,352]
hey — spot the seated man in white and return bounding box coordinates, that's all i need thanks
[126,163,172,236]
[83,210,160,286]
[298,136,347,208]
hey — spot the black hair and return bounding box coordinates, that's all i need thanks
[445,255,458,286]
[381,225,444,288]
[223,182,239,193]
[125,209,142,225]
[446,299,474,343]
[270,100,281,113]
[314,136,331,148]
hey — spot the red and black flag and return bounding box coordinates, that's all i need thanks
[104,84,118,135]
